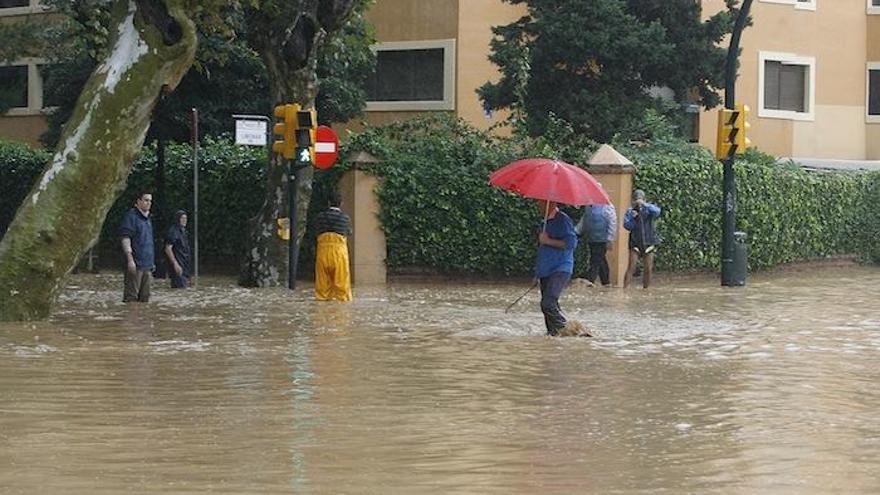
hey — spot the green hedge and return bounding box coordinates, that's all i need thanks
[0,140,49,238]
[96,137,266,264]
[345,115,879,275]
[3,121,879,276]
[1,137,266,267]
[619,141,874,271]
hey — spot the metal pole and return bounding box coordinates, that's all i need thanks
[191,108,199,288]
[721,0,752,287]
[288,162,298,290]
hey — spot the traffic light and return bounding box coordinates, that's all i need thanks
[295,109,317,165]
[734,103,751,151]
[272,103,298,159]
[715,104,751,160]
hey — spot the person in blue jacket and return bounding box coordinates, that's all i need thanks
[534,199,578,336]
[575,204,617,286]
[119,192,155,302]
[624,189,662,288]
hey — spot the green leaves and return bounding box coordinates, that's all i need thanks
[481,0,737,142]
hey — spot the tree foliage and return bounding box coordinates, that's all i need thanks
[2,0,374,148]
[479,0,741,141]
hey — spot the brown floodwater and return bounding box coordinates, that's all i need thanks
[1,265,879,494]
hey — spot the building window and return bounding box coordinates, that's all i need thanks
[867,63,880,123]
[758,51,815,121]
[869,0,880,15]
[0,60,46,116]
[0,0,45,16]
[364,39,456,112]
[759,0,815,10]
[0,65,28,109]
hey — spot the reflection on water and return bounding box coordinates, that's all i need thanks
[2,266,880,494]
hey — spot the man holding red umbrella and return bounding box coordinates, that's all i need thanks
[534,199,578,336]
[489,158,610,336]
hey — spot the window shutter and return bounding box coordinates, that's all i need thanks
[869,70,880,116]
[764,61,781,110]
[779,64,806,113]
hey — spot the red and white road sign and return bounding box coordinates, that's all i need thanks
[314,125,339,170]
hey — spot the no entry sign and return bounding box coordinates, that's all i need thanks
[314,125,339,170]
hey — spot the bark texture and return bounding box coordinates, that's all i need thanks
[0,0,197,320]
[239,0,357,287]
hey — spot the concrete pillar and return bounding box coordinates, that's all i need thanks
[339,152,387,285]
[586,144,635,288]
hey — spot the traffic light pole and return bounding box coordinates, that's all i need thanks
[288,160,299,290]
[721,0,752,287]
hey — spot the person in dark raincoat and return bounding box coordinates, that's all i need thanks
[624,189,662,288]
[164,210,191,289]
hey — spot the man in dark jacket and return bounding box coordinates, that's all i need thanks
[119,192,155,302]
[164,210,191,288]
[624,189,662,288]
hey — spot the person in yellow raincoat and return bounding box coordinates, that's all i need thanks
[314,190,353,301]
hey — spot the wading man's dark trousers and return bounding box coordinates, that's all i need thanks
[540,271,571,336]
[587,241,610,286]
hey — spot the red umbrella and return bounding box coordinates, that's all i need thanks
[489,158,611,206]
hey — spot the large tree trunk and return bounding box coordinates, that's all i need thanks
[0,0,197,321]
[239,0,358,288]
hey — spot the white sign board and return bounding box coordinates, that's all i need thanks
[235,120,267,146]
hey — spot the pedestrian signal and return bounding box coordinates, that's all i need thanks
[296,109,317,165]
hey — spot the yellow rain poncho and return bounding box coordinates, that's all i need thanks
[315,232,352,301]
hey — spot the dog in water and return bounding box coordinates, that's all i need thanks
[557,320,592,337]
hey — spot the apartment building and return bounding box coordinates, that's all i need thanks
[0,0,51,147]
[3,0,880,165]
[699,0,880,163]
[361,0,880,163]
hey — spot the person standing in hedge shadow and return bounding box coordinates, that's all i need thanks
[575,203,617,287]
[624,189,662,289]
[164,209,191,288]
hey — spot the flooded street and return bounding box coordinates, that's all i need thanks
[2,265,880,494]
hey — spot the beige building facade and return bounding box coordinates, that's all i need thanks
[699,0,880,161]
[362,0,880,163]
[0,1,52,148]
[4,0,880,164]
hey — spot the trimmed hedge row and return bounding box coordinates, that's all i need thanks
[0,141,49,239]
[2,118,878,276]
[1,137,266,268]
[619,141,873,271]
[345,115,879,274]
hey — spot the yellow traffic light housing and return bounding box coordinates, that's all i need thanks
[295,109,317,164]
[272,103,298,159]
[716,108,736,160]
[734,104,751,151]
[715,103,750,160]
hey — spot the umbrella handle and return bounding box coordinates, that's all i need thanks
[542,200,550,232]
[505,280,539,313]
